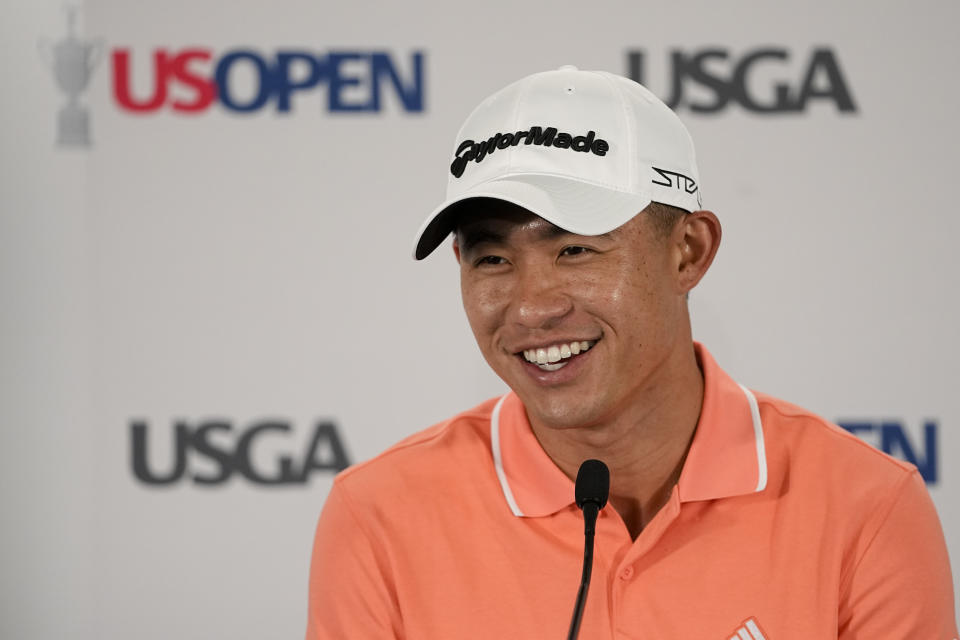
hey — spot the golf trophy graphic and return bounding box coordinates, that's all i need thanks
[39,5,103,147]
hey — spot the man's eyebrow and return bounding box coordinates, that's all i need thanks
[457,228,506,253]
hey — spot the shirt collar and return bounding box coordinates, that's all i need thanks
[490,343,768,518]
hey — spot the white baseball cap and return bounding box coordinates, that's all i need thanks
[413,65,703,260]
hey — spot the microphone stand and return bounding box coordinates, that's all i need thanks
[566,500,599,640]
[567,459,609,640]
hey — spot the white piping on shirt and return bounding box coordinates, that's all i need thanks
[490,394,524,517]
[738,383,768,493]
[491,384,768,515]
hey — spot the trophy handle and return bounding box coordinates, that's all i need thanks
[37,37,53,69]
[87,39,105,71]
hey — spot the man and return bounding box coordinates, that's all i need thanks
[307,67,957,638]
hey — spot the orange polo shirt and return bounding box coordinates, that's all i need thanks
[306,345,957,639]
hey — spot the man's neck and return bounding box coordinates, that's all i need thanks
[529,343,704,540]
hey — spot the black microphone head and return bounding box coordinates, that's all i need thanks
[575,459,609,510]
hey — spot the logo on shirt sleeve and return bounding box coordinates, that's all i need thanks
[726,617,768,640]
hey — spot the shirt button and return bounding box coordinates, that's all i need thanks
[620,566,634,580]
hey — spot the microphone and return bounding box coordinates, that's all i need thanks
[567,459,610,640]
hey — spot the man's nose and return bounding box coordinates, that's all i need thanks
[510,266,573,329]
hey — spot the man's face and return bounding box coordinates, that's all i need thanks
[455,202,691,432]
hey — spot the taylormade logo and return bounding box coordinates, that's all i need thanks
[450,126,609,178]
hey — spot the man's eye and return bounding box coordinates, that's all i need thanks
[560,246,591,257]
[475,255,507,266]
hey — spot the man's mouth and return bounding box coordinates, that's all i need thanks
[519,340,598,372]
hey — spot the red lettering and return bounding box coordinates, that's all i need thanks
[169,49,217,113]
[112,48,170,112]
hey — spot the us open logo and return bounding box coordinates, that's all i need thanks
[112,47,424,114]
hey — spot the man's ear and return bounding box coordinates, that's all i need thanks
[452,235,462,263]
[675,210,721,293]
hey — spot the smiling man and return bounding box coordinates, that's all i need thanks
[451,200,713,539]
[306,67,957,639]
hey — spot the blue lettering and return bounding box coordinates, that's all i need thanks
[371,51,424,112]
[880,421,938,483]
[326,51,425,113]
[211,48,425,114]
[274,52,325,112]
[216,50,273,112]
[838,420,939,484]
[327,52,371,111]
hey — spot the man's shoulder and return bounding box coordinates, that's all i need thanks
[753,390,917,492]
[331,395,503,502]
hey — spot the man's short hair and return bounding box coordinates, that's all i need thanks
[644,201,688,239]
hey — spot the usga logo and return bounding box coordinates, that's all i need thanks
[130,418,352,486]
[627,47,856,114]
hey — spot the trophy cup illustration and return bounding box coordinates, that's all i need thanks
[39,5,103,147]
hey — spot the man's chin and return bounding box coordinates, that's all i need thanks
[518,393,604,432]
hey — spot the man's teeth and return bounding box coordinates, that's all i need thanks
[522,341,596,367]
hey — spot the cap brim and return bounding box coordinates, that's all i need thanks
[413,175,652,260]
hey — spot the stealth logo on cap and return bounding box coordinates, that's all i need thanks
[652,167,702,207]
[450,126,609,178]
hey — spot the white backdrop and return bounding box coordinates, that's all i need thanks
[1,1,957,637]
